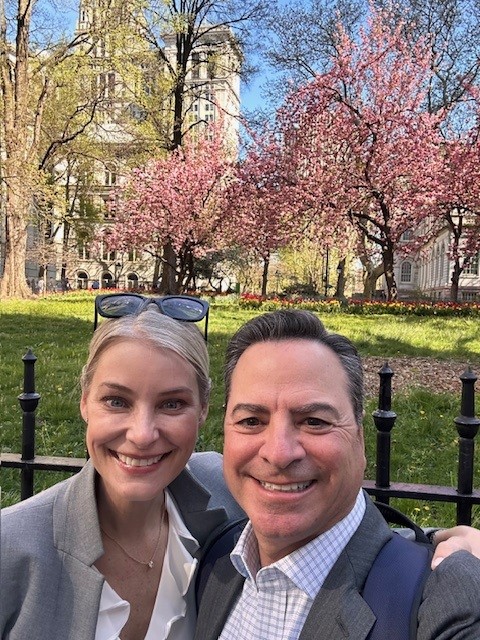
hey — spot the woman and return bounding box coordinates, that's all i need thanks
[1,303,243,640]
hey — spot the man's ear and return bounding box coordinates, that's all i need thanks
[199,403,209,427]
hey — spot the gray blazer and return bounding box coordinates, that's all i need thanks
[194,495,480,640]
[1,452,245,640]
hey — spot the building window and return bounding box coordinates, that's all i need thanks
[78,243,90,260]
[400,229,413,241]
[462,291,478,302]
[464,252,479,275]
[400,261,412,283]
[102,272,114,288]
[77,271,88,289]
[108,72,116,98]
[104,167,117,186]
[207,51,216,79]
[127,273,139,290]
[191,53,200,79]
[101,243,115,262]
[128,248,137,261]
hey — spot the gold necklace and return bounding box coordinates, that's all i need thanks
[101,505,166,570]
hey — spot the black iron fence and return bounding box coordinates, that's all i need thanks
[2,351,480,524]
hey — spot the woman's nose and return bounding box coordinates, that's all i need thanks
[127,408,160,449]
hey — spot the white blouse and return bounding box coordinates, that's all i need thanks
[95,491,200,640]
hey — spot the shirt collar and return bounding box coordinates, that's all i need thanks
[230,489,366,599]
[96,490,200,640]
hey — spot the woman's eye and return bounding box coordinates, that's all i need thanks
[104,396,127,408]
[162,399,183,410]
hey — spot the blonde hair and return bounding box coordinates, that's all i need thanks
[81,306,210,404]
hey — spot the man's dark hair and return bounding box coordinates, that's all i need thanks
[224,309,364,424]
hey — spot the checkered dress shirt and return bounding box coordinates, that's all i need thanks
[218,490,366,640]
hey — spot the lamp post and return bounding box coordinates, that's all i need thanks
[323,248,330,296]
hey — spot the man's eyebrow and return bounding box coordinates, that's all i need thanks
[229,402,341,420]
[295,402,340,417]
[230,403,268,415]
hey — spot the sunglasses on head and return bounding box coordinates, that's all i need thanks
[94,293,210,339]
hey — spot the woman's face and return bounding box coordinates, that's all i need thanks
[81,338,207,507]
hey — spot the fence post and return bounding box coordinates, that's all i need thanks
[372,363,397,505]
[454,367,480,525]
[17,350,41,500]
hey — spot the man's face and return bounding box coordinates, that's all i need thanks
[223,339,366,566]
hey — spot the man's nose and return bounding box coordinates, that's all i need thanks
[258,420,306,469]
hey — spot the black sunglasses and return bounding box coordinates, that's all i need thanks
[94,293,210,339]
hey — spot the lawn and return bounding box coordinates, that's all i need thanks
[1,291,480,527]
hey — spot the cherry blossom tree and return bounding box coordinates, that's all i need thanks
[423,136,480,301]
[106,127,234,292]
[223,132,312,296]
[276,5,444,300]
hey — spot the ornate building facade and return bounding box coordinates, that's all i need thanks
[28,0,242,292]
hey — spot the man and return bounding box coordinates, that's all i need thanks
[195,309,480,639]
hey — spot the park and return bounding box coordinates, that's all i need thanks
[3,1,480,637]
[1,290,479,529]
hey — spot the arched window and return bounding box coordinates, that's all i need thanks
[127,273,139,290]
[102,272,113,289]
[400,261,412,283]
[77,271,88,290]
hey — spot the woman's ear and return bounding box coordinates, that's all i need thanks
[80,392,88,424]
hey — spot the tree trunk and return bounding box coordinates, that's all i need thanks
[0,0,35,298]
[359,256,384,300]
[450,260,461,302]
[152,254,162,290]
[334,258,346,299]
[0,165,33,298]
[382,243,398,301]
[261,254,270,297]
[159,242,179,293]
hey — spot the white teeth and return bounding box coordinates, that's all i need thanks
[117,453,164,467]
[260,481,312,492]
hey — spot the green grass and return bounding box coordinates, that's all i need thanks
[1,292,480,527]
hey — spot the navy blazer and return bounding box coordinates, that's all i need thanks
[194,495,480,640]
[1,452,244,640]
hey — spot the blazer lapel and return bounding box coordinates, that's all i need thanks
[169,452,246,549]
[169,465,230,547]
[52,461,106,639]
[299,495,393,640]
[194,555,244,640]
[299,554,376,640]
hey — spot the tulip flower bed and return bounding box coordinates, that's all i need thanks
[238,293,480,317]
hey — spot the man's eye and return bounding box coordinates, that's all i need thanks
[304,417,332,430]
[237,417,261,427]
